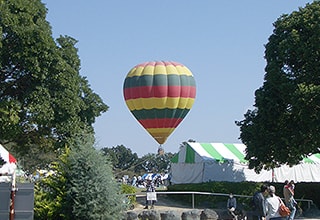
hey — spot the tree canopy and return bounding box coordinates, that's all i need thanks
[236,2,320,172]
[101,145,174,176]
[134,152,173,174]
[101,145,139,171]
[0,0,108,170]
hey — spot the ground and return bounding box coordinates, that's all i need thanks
[131,193,320,219]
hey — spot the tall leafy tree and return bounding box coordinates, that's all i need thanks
[134,152,174,174]
[101,145,174,175]
[101,145,139,170]
[236,2,320,172]
[0,0,108,170]
[34,134,127,220]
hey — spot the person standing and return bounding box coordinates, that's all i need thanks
[283,180,296,220]
[265,185,284,220]
[131,175,137,187]
[252,184,269,220]
[227,193,238,220]
[144,178,156,209]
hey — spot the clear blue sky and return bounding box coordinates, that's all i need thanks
[42,1,313,156]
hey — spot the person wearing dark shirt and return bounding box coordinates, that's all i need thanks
[144,178,156,209]
[227,193,238,220]
[252,184,269,220]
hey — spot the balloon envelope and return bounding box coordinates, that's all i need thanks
[123,61,196,145]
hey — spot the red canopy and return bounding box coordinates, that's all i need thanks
[0,144,17,164]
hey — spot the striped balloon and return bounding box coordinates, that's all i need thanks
[123,61,196,145]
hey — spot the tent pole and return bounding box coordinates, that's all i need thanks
[9,171,16,220]
[272,168,275,182]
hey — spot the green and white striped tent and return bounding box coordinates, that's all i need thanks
[170,142,320,184]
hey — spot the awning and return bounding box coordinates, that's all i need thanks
[0,144,17,164]
[172,142,320,164]
[0,144,17,176]
[172,143,247,164]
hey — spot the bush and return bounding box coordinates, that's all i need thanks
[167,182,259,209]
[168,181,320,210]
[34,135,128,219]
[121,184,137,207]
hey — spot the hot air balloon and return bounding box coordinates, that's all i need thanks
[123,61,196,152]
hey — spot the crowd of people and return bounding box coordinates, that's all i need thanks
[119,173,170,188]
[118,173,170,210]
[227,180,298,220]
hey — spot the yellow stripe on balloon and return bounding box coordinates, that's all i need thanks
[146,127,176,144]
[146,127,175,133]
[164,65,179,75]
[125,97,195,111]
[175,65,193,76]
[141,65,155,75]
[154,64,166,74]
[126,64,193,77]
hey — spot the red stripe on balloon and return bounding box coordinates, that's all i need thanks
[138,118,184,129]
[124,86,196,100]
[135,61,184,68]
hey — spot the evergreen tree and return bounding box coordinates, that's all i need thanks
[35,134,127,220]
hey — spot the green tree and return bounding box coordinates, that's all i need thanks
[236,2,320,172]
[101,145,174,176]
[101,145,139,170]
[34,147,70,219]
[134,152,174,174]
[0,0,108,170]
[34,134,127,220]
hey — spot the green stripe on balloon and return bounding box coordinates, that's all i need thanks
[131,108,190,120]
[123,74,196,88]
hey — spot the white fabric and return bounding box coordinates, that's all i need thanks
[273,163,320,183]
[173,160,273,184]
[0,144,10,163]
[188,142,248,163]
[211,143,241,162]
[0,144,16,176]
[203,161,237,182]
[191,143,213,160]
[308,155,320,163]
[170,163,204,184]
[0,163,16,182]
[194,151,205,162]
[171,142,320,183]
[233,163,272,182]
[147,192,157,201]
[266,196,282,220]
[0,162,16,175]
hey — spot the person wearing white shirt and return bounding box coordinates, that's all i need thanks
[266,185,284,220]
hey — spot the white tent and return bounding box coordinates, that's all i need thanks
[0,144,17,176]
[170,142,320,184]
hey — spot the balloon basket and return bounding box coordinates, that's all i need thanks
[157,146,164,155]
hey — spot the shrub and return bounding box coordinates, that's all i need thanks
[34,135,128,219]
[168,181,320,210]
[121,184,137,208]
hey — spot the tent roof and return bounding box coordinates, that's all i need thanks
[172,142,320,164]
[0,144,17,164]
